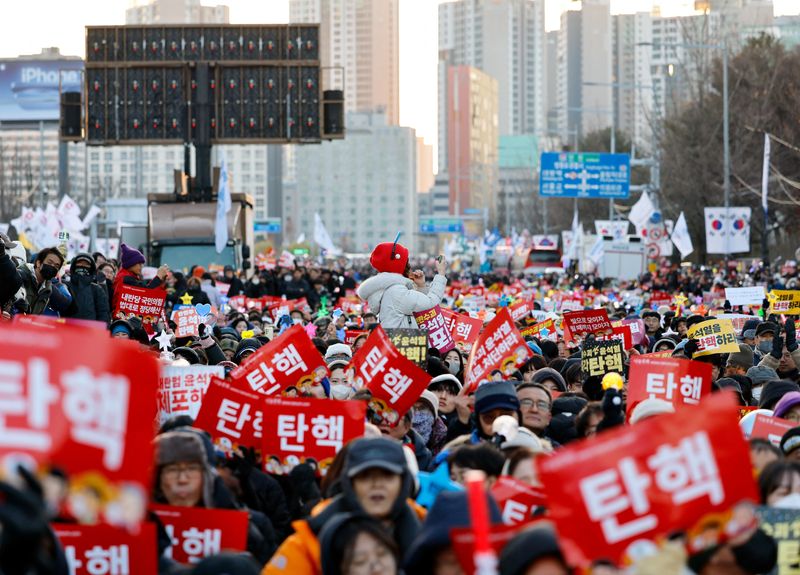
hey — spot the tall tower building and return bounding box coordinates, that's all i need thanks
[289,0,400,125]
[126,0,229,24]
[613,13,654,151]
[438,0,545,174]
[556,0,613,141]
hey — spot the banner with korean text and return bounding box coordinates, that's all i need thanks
[386,328,428,367]
[581,340,625,378]
[750,414,796,447]
[756,507,800,575]
[414,306,456,354]
[351,326,431,425]
[687,319,739,357]
[441,308,483,352]
[520,319,556,341]
[157,365,224,424]
[262,397,365,474]
[490,476,547,526]
[194,378,263,451]
[229,324,329,396]
[464,308,532,391]
[112,284,166,327]
[53,524,158,575]
[0,323,158,529]
[563,309,613,343]
[768,290,800,315]
[151,505,249,565]
[538,393,758,567]
[626,356,712,420]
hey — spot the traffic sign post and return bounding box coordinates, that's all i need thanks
[254,219,282,234]
[419,216,463,234]
[539,152,631,199]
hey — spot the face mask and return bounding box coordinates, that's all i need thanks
[752,386,762,402]
[74,268,91,277]
[447,359,460,375]
[284,274,292,283]
[412,410,435,444]
[773,492,800,509]
[40,264,58,281]
[331,384,353,400]
[252,277,260,285]
[758,341,772,355]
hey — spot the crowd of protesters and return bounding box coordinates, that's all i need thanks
[1,229,799,575]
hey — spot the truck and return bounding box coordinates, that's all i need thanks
[147,193,254,274]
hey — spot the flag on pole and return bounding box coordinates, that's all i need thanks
[628,192,655,229]
[215,154,231,254]
[671,211,694,259]
[762,133,771,214]
[314,212,340,255]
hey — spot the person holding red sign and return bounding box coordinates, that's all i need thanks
[113,243,168,292]
[357,237,448,330]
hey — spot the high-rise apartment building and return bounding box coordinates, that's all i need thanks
[125,0,229,24]
[287,112,416,253]
[447,66,498,224]
[438,0,545,173]
[613,13,654,151]
[556,0,613,141]
[289,0,399,125]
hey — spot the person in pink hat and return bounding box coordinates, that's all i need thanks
[357,237,447,329]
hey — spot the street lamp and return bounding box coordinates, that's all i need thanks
[638,40,731,259]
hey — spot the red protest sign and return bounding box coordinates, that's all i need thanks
[649,291,672,308]
[626,356,712,420]
[193,377,263,450]
[345,330,367,346]
[228,295,247,311]
[172,307,201,338]
[491,476,547,526]
[464,308,532,391]
[520,318,556,341]
[538,393,758,568]
[451,523,521,575]
[508,299,532,323]
[157,365,224,425]
[112,284,166,325]
[563,309,613,343]
[13,314,109,332]
[0,323,158,528]
[229,324,329,396]
[750,414,796,447]
[262,397,365,475]
[54,523,158,574]
[151,504,249,565]
[414,306,456,354]
[441,308,483,344]
[351,326,431,423]
[596,324,634,351]
[267,300,292,321]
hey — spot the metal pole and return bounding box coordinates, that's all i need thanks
[39,120,45,208]
[722,44,731,261]
[609,100,616,221]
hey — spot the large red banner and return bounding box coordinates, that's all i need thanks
[441,308,483,345]
[490,476,547,526]
[229,324,329,396]
[537,393,758,567]
[112,284,166,325]
[151,505,249,565]
[414,306,456,354]
[750,413,796,447]
[464,308,532,391]
[626,356,712,419]
[563,309,613,342]
[0,323,158,528]
[262,397,365,474]
[193,377,263,450]
[508,299,532,323]
[351,326,431,424]
[53,523,158,575]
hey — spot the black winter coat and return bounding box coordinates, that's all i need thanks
[66,276,110,323]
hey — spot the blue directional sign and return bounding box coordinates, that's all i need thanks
[254,219,282,233]
[419,216,463,234]
[539,152,630,199]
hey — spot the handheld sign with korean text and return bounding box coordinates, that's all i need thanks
[626,356,712,420]
[414,306,456,354]
[465,308,532,391]
[687,319,739,357]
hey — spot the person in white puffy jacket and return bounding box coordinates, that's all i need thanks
[357,238,448,330]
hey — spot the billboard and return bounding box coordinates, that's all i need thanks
[0,59,83,122]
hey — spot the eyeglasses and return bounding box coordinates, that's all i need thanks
[162,462,204,478]
[519,399,551,411]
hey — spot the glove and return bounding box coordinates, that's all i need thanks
[762,297,770,318]
[724,299,732,312]
[684,339,699,359]
[770,334,784,360]
[596,388,625,433]
[786,318,797,352]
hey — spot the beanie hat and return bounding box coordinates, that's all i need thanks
[417,389,439,418]
[109,319,132,337]
[499,524,565,575]
[428,373,462,393]
[369,241,409,274]
[760,380,800,410]
[325,343,353,362]
[234,338,262,363]
[747,365,779,387]
[756,322,779,337]
[219,338,238,354]
[630,398,675,424]
[119,243,145,270]
[780,426,800,457]
[155,431,208,468]
[531,367,567,392]
[172,346,200,365]
[741,318,762,340]
[539,340,559,360]
[727,344,754,370]
[474,381,520,415]
[653,337,677,351]
[773,391,800,419]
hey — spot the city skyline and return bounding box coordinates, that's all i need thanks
[2,0,799,164]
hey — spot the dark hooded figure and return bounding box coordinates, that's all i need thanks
[65,253,110,323]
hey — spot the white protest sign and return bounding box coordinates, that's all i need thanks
[724,286,765,306]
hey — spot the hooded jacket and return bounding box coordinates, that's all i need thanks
[16,263,73,316]
[357,272,447,329]
[65,254,110,323]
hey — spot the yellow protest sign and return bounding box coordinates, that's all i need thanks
[687,319,739,357]
[767,290,800,315]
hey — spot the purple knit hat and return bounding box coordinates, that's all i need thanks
[120,243,145,270]
[773,391,800,419]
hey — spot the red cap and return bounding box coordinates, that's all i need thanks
[192,266,206,279]
[370,241,409,274]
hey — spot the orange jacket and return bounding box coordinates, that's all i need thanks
[261,498,427,575]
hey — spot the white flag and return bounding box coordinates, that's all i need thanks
[762,133,770,214]
[81,205,102,230]
[588,235,604,266]
[704,207,751,254]
[314,212,340,255]
[215,155,231,254]
[628,193,655,229]
[671,212,694,259]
